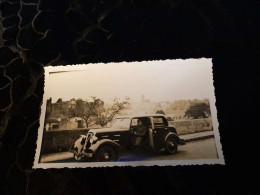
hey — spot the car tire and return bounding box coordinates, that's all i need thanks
[165,136,178,154]
[95,145,116,162]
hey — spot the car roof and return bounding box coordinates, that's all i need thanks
[116,114,165,119]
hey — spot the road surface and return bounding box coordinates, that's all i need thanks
[148,137,218,161]
[40,137,218,163]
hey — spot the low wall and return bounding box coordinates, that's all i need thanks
[169,118,213,135]
[40,129,89,154]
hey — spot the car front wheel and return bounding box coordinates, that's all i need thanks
[95,145,116,162]
[165,136,178,154]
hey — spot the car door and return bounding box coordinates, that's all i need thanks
[127,117,151,148]
[118,130,131,147]
[152,116,169,150]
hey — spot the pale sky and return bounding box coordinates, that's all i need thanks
[45,59,214,103]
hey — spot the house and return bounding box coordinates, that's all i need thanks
[59,117,86,130]
[45,117,87,131]
[45,118,60,131]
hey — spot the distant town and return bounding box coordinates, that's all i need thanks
[44,95,211,131]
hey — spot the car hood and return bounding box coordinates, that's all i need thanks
[88,127,128,134]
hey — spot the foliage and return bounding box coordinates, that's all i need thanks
[155,110,165,115]
[45,100,52,119]
[166,116,173,121]
[92,97,131,127]
[184,102,211,119]
[65,97,131,127]
[66,99,94,128]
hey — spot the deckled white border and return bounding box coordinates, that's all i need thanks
[33,58,225,168]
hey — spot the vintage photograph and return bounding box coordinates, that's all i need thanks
[33,59,224,168]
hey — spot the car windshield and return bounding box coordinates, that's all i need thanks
[112,118,131,129]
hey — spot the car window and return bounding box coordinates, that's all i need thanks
[131,119,138,126]
[131,118,151,127]
[153,117,166,126]
[112,118,131,129]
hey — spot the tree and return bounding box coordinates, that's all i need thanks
[185,102,211,119]
[64,97,131,127]
[66,99,94,128]
[155,110,165,115]
[92,97,131,127]
[45,100,52,119]
[56,98,62,103]
[167,116,173,121]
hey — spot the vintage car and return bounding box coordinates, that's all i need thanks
[71,114,185,162]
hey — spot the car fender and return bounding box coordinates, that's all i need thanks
[165,133,186,145]
[88,139,121,153]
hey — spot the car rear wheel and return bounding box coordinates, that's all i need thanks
[165,136,178,154]
[95,145,116,162]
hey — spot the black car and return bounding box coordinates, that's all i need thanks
[71,114,185,162]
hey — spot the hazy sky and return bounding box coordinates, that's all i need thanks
[46,59,214,103]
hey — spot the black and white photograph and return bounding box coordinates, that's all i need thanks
[33,59,224,168]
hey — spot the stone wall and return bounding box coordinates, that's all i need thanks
[169,118,213,135]
[40,129,89,154]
